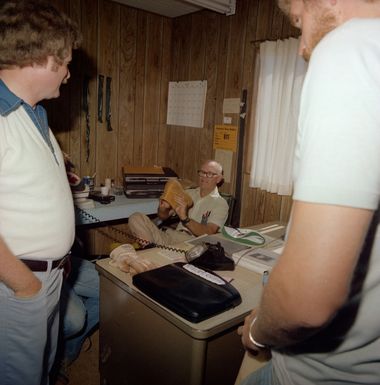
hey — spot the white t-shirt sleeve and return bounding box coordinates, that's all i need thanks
[293,24,380,210]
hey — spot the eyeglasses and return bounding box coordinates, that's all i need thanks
[197,170,219,178]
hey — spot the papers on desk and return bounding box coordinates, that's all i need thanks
[232,247,283,274]
[158,248,186,263]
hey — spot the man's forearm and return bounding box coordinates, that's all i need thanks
[249,260,340,349]
[243,202,372,350]
[0,237,41,296]
[251,289,323,348]
[183,219,218,237]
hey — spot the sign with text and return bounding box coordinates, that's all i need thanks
[213,125,238,152]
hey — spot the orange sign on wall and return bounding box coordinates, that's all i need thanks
[213,125,238,152]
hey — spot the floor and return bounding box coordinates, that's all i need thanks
[66,330,100,385]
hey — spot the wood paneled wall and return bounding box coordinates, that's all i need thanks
[165,0,299,226]
[47,0,173,187]
[46,0,299,251]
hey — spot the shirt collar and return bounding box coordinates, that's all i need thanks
[0,79,23,116]
[197,186,220,198]
[208,186,221,198]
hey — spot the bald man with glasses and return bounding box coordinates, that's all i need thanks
[128,160,229,247]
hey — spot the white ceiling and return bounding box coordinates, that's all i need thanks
[110,0,236,18]
[110,0,203,18]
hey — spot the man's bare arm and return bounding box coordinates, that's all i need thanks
[173,195,220,236]
[184,220,219,236]
[157,199,175,220]
[0,237,42,298]
[240,201,373,350]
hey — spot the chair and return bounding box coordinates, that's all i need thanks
[220,193,235,227]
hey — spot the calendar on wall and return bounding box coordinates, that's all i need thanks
[166,80,207,128]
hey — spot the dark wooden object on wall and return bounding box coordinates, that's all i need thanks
[97,74,104,123]
[231,88,247,228]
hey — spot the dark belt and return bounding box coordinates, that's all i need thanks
[21,254,70,272]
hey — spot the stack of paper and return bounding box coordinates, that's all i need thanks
[232,247,283,274]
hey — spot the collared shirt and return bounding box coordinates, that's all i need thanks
[176,186,229,232]
[0,77,75,259]
[0,79,55,156]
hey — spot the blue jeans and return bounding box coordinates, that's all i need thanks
[59,256,99,364]
[240,362,281,385]
[0,265,63,385]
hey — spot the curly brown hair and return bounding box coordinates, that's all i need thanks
[0,0,81,70]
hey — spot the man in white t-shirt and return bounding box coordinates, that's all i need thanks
[0,2,81,384]
[128,160,229,247]
[238,1,380,384]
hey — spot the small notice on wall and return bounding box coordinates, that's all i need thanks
[213,125,238,152]
[223,98,240,114]
[215,149,233,183]
[166,80,207,128]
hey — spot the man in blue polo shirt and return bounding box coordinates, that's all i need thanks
[0,1,81,384]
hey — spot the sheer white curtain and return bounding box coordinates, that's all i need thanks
[249,37,307,195]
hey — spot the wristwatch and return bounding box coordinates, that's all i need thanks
[181,217,191,225]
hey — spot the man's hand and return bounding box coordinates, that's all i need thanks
[157,199,175,220]
[173,194,188,221]
[159,199,171,210]
[0,237,43,299]
[13,276,42,298]
[237,309,265,355]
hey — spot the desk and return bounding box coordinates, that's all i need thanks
[96,223,286,385]
[75,194,158,226]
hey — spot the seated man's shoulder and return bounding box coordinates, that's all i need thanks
[219,197,230,211]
